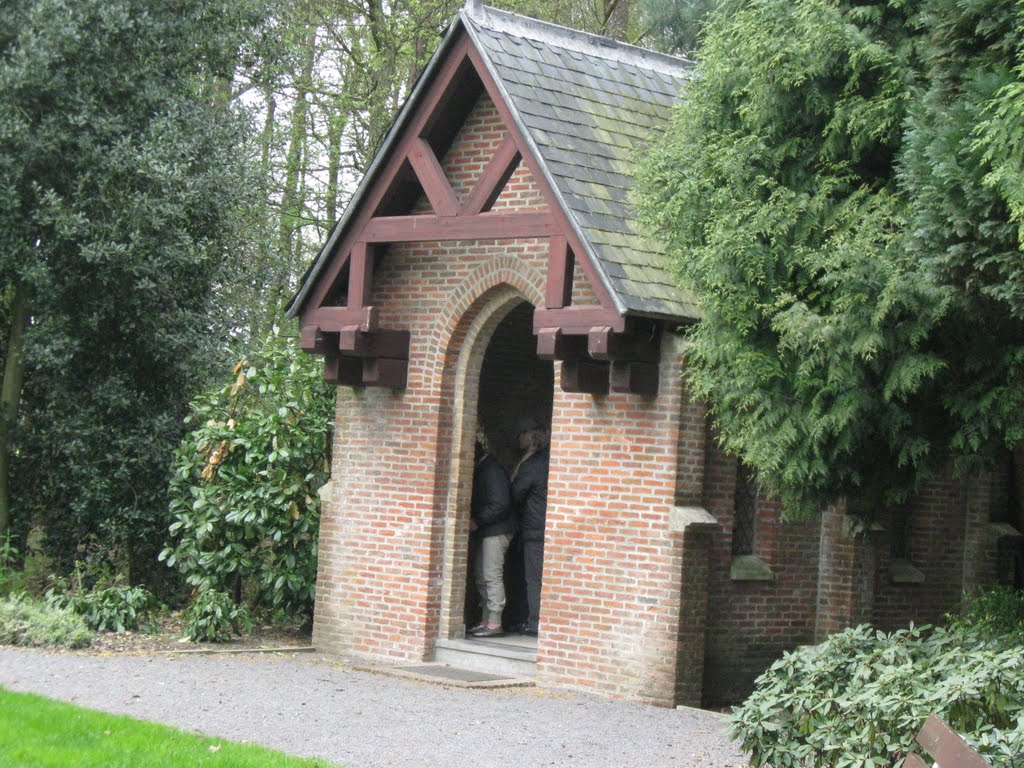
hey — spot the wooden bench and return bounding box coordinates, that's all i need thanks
[903,714,991,768]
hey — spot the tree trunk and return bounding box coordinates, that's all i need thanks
[0,282,29,535]
[275,23,318,308]
[325,108,344,225]
[603,0,629,39]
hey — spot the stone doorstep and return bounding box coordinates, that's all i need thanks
[353,662,535,690]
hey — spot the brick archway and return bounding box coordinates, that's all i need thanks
[433,283,535,639]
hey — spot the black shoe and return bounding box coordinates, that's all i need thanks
[466,623,485,635]
[522,628,538,637]
[471,626,505,638]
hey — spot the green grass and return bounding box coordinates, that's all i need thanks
[0,688,341,767]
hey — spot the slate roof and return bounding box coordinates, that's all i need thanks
[288,1,698,321]
[462,3,698,319]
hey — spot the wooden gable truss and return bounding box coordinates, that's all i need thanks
[296,28,662,396]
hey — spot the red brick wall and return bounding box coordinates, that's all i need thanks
[313,91,553,659]
[538,346,689,705]
[700,431,820,706]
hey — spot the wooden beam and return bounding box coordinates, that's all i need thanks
[346,242,372,309]
[545,236,574,309]
[611,361,659,397]
[323,355,363,386]
[463,132,521,215]
[338,328,410,359]
[304,39,473,312]
[361,211,559,243]
[362,358,408,389]
[533,306,625,335]
[407,138,460,217]
[588,326,660,363]
[561,360,609,394]
[299,325,337,355]
[305,306,379,333]
[536,327,587,361]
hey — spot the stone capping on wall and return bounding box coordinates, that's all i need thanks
[669,505,718,533]
[889,558,925,584]
[730,555,774,582]
[990,522,1024,542]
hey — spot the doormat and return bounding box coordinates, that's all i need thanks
[353,663,534,689]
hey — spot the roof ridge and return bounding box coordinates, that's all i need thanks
[460,1,693,78]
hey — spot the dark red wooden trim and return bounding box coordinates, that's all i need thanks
[408,138,460,217]
[304,37,473,312]
[561,360,609,394]
[611,361,659,396]
[466,43,618,313]
[347,243,372,309]
[305,306,379,333]
[363,358,408,389]
[902,756,928,768]
[588,326,660,363]
[339,328,410,359]
[463,132,521,215]
[300,325,336,354]
[324,355,363,386]
[361,211,559,243]
[545,236,574,309]
[533,306,625,334]
[536,327,588,361]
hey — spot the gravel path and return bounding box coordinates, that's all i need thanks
[0,648,749,768]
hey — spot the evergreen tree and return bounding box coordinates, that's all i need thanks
[0,0,271,579]
[639,0,1024,518]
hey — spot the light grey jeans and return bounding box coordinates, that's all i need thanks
[475,532,513,625]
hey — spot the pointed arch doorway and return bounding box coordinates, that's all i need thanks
[435,295,552,675]
[470,301,553,633]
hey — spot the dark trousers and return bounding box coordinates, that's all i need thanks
[523,538,544,632]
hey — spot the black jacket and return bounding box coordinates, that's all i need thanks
[512,448,549,542]
[471,453,514,537]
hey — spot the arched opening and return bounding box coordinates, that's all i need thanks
[465,301,553,635]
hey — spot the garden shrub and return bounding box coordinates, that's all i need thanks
[183,589,252,643]
[161,329,332,625]
[0,533,25,597]
[46,581,161,633]
[728,621,1024,768]
[0,594,92,649]
[947,585,1024,638]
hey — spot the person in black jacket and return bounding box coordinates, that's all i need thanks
[468,423,514,638]
[511,417,549,637]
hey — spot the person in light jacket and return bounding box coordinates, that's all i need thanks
[468,423,514,638]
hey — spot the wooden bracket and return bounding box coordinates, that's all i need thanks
[538,317,662,396]
[537,327,587,361]
[611,361,659,397]
[561,360,610,394]
[588,325,660,364]
[301,321,410,390]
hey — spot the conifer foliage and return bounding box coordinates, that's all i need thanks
[640,0,1024,518]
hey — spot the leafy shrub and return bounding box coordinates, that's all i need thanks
[46,582,161,633]
[948,585,1024,638]
[728,623,1024,768]
[0,594,92,649]
[161,329,332,624]
[183,589,252,643]
[0,533,25,597]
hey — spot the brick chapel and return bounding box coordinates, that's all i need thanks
[286,1,1020,707]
